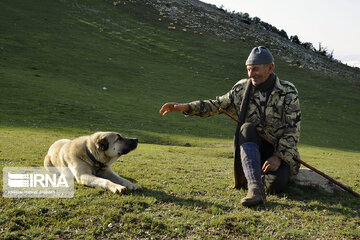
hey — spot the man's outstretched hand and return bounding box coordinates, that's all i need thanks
[159,102,189,116]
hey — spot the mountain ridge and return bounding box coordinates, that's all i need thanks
[132,0,360,82]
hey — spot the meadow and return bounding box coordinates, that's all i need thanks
[0,0,359,239]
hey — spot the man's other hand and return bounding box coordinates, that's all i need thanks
[262,155,281,173]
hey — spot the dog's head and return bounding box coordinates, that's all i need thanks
[90,132,138,163]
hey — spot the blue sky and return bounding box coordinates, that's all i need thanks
[202,0,360,68]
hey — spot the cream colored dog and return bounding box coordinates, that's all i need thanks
[44,132,141,194]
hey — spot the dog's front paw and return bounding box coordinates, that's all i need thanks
[128,184,142,191]
[110,185,127,194]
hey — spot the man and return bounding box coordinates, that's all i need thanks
[159,46,301,207]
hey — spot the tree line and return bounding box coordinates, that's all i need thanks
[220,6,337,62]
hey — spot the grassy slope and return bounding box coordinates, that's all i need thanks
[0,0,248,143]
[0,0,359,239]
[1,129,359,239]
[1,0,359,150]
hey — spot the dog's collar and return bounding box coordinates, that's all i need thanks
[85,146,106,169]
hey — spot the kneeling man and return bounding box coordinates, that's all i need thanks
[160,46,301,207]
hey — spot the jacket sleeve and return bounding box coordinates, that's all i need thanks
[183,92,232,117]
[183,83,241,117]
[274,89,301,175]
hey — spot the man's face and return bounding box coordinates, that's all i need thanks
[246,63,274,86]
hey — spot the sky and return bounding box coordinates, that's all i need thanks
[202,0,360,68]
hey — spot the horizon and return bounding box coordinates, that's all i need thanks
[201,0,360,68]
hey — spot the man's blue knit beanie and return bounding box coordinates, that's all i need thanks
[245,46,274,65]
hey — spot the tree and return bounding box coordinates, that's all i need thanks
[279,29,289,39]
[290,35,301,44]
[242,12,250,20]
[328,50,334,60]
[317,42,327,56]
[252,16,261,24]
[301,42,314,50]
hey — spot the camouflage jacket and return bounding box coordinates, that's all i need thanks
[184,76,301,175]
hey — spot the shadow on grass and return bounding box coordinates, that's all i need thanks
[265,183,360,217]
[133,187,233,212]
[128,180,359,217]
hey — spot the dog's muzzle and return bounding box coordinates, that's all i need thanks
[118,138,138,155]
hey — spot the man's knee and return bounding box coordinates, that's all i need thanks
[265,175,289,193]
[239,123,260,145]
[264,162,290,193]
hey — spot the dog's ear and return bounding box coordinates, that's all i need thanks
[96,138,109,151]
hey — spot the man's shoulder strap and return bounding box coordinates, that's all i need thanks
[238,79,252,124]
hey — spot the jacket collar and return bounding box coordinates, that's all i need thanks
[272,76,286,94]
[255,73,276,92]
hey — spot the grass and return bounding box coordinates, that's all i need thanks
[1,129,359,239]
[0,0,359,239]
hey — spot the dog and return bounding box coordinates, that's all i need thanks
[44,132,141,194]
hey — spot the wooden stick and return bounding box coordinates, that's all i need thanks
[219,108,360,198]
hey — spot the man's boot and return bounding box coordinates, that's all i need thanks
[240,142,266,207]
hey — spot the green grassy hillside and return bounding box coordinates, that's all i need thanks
[1,0,359,239]
[1,0,359,150]
[1,0,247,143]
